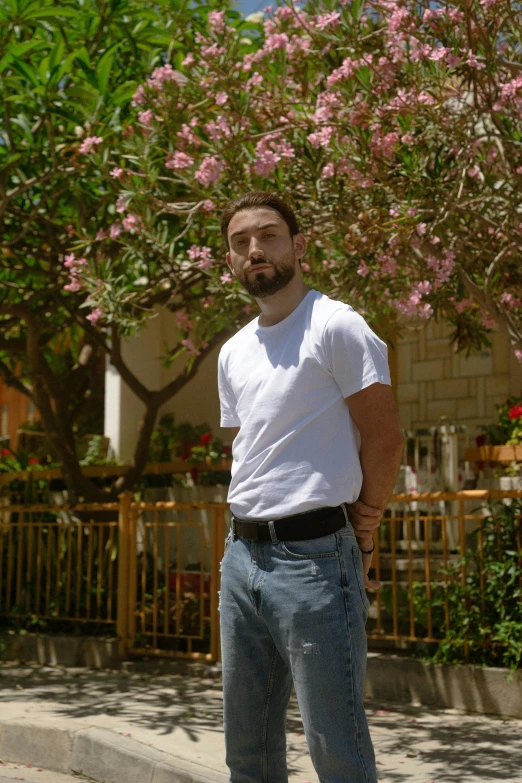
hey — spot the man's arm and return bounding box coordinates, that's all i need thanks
[345,382,404,585]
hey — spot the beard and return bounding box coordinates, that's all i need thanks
[236,252,296,298]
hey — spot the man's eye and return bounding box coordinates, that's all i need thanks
[265,233,275,238]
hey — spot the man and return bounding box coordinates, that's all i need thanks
[217,191,403,783]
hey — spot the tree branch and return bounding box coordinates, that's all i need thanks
[459,269,522,348]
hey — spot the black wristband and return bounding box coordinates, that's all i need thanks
[359,542,375,555]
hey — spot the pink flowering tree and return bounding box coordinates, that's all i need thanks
[80,0,522,365]
[0,0,236,502]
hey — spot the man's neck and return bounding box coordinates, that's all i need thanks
[257,282,311,327]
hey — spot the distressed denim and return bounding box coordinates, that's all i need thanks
[219,516,377,783]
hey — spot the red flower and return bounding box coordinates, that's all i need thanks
[200,432,212,446]
[508,404,522,421]
[180,452,190,461]
[1,448,11,456]
[28,457,40,465]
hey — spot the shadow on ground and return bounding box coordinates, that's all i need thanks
[1,662,522,782]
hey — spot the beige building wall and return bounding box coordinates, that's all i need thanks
[395,321,522,438]
[105,305,522,461]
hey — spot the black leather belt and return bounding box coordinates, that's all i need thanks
[230,504,348,543]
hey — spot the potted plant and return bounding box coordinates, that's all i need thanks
[465,395,522,465]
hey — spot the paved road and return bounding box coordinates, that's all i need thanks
[1,661,522,782]
[0,763,90,782]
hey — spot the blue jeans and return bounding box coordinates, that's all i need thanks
[219,516,377,783]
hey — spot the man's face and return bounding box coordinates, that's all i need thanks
[226,207,301,298]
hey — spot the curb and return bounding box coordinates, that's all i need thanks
[0,720,228,783]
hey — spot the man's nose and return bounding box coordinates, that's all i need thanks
[248,239,264,259]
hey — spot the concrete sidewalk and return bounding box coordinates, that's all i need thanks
[1,659,522,783]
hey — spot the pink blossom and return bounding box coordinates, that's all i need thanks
[466,50,485,69]
[220,272,233,284]
[253,133,295,176]
[202,296,215,310]
[388,7,409,31]
[188,245,213,270]
[181,338,201,357]
[95,229,106,240]
[131,85,146,106]
[202,199,215,212]
[86,308,103,326]
[514,349,522,365]
[401,134,414,144]
[205,114,232,141]
[116,196,129,214]
[429,46,448,62]
[307,126,334,148]
[122,214,139,231]
[501,292,522,309]
[265,33,289,52]
[416,222,427,235]
[79,136,103,154]
[177,123,200,147]
[454,298,474,314]
[415,280,431,296]
[194,156,224,186]
[246,72,264,89]
[389,205,401,217]
[481,309,496,329]
[242,304,253,314]
[215,91,228,105]
[110,167,125,180]
[64,278,82,292]
[147,64,187,91]
[109,223,122,239]
[208,10,226,33]
[321,162,335,179]
[138,109,154,127]
[327,56,357,87]
[165,151,194,169]
[174,311,192,331]
[201,43,226,59]
[64,253,76,269]
[301,262,311,273]
[445,52,460,68]
[313,11,341,30]
[182,53,195,67]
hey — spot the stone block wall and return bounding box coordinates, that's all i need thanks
[394,320,522,440]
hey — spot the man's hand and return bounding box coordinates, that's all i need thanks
[346,499,382,535]
[346,500,382,590]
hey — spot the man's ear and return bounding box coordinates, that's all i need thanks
[293,233,307,260]
[226,252,234,274]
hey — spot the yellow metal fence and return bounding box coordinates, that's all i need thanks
[0,490,520,662]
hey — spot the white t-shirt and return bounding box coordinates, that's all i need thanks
[217,289,391,520]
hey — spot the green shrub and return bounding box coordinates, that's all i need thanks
[412,499,522,670]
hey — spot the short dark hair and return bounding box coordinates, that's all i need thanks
[220,191,300,249]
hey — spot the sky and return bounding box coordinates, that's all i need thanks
[235,0,267,15]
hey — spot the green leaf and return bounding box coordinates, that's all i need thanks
[110,80,139,106]
[22,6,79,20]
[95,43,120,94]
[10,57,41,87]
[0,41,48,75]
